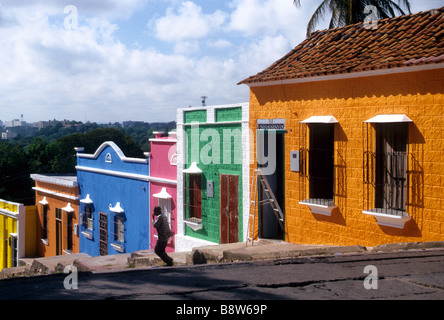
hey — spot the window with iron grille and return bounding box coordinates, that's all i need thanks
[363,122,408,216]
[81,206,93,230]
[184,173,202,223]
[299,123,335,206]
[113,215,125,243]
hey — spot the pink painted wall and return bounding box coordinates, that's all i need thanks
[149,132,178,253]
[150,142,177,180]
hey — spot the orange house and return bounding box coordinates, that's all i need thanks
[240,8,444,247]
[31,174,80,257]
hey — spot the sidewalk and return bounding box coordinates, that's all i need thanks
[2,240,444,278]
[0,253,90,279]
[81,240,444,272]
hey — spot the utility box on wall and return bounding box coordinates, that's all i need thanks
[207,181,214,198]
[290,151,300,172]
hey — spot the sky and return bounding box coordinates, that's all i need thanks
[0,0,442,124]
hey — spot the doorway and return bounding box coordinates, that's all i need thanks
[220,174,239,244]
[258,131,285,240]
[55,208,62,255]
[9,234,17,267]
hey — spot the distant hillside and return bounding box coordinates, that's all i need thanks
[3,120,176,152]
[0,121,176,205]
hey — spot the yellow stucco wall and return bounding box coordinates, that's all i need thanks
[0,201,19,269]
[249,68,444,247]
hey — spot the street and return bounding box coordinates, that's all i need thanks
[0,249,443,302]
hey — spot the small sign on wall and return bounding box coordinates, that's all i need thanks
[290,151,300,172]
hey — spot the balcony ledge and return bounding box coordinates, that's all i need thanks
[184,217,203,231]
[363,209,412,229]
[81,230,93,239]
[299,200,337,216]
[111,243,125,253]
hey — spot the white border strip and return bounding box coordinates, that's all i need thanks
[77,141,148,164]
[30,174,78,187]
[32,187,79,201]
[76,166,177,185]
[0,208,19,219]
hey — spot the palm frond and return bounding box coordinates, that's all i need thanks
[298,0,412,37]
[306,0,333,37]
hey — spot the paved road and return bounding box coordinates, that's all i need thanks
[0,249,443,302]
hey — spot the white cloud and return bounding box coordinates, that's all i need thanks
[228,0,307,46]
[238,35,293,78]
[0,3,243,123]
[173,40,200,55]
[0,1,302,123]
[0,0,147,19]
[154,1,227,42]
[208,39,233,49]
[4,0,435,124]
[0,1,311,123]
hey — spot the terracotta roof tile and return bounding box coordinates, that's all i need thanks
[239,7,444,85]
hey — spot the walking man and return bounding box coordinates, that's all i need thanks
[152,206,174,266]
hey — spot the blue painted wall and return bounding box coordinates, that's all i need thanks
[76,142,150,257]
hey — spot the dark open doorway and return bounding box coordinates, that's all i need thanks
[258,131,285,240]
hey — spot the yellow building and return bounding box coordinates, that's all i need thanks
[240,8,444,246]
[0,199,26,270]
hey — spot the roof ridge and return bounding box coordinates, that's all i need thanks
[239,6,444,85]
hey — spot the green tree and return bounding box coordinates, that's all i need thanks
[37,128,145,174]
[0,141,33,204]
[80,128,144,158]
[26,137,50,173]
[294,0,412,36]
[0,124,166,204]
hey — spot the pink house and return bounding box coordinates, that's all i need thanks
[149,131,178,253]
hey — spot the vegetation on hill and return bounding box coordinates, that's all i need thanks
[0,121,176,205]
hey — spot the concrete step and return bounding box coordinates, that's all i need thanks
[223,243,367,262]
[190,241,268,264]
[74,254,131,273]
[29,253,91,275]
[0,266,29,279]
[128,249,190,268]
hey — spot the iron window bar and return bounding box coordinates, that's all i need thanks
[363,122,409,217]
[298,122,336,206]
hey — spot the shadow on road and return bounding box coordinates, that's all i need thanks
[0,263,289,300]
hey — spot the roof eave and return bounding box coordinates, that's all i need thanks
[240,62,444,87]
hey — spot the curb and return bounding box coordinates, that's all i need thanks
[2,241,443,279]
[370,241,444,252]
[222,244,368,262]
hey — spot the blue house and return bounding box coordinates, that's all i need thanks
[75,142,150,257]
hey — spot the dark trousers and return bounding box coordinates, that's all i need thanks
[154,239,173,266]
